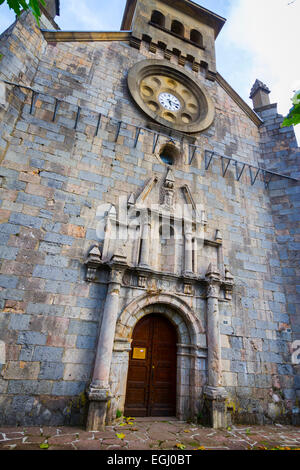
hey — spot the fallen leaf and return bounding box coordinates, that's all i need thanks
[39,443,49,449]
[116,433,125,440]
[175,443,186,450]
[184,430,190,433]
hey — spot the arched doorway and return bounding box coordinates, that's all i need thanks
[124,314,177,417]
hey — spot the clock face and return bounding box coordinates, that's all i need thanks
[158,93,181,112]
[127,60,215,133]
[138,74,199,125]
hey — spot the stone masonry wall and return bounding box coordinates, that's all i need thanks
[0,12,298,425]
[257,105,300,421]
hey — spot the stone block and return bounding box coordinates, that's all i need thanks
[230,336,243,350]
[0,275,19,289]
[62,349,94,364]
[274,292,286,303]
[76,335,97,349]
[231,361,247,373]
[222,372,237,387]
[32,265,78,282]
[52,381,86,396]
[2,361,40,380]
[63,363,92,381]
[43,233,74,245]
[16,192,46,208]
[68,320,98,337]
[39,361,64,380]
[9,314,31,331]
[19,345,35,361]
[44,255,69,268]
[0,246,19,260]
[17,331,47,346]
[255,374,272,388]
[44,280,72,294]
[9,212,43,229]
[32,346,63,362]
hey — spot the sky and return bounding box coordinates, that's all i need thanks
[0,0,299,143]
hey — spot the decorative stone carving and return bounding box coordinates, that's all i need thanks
[223,267,234,300]
[205,262,221,279]
[109,269,125,286]
[163,189,174,209]
[215,229,222,243]
[85,173,235,430]
[110,245,128,266]
[184,283,193,295]
[139,210,151,268]
[127,193,135,208]
[85,246,102,281]
[206,282,220,299]
[146,278,160,294]
[205,263,221,291]
[138,275,147,288]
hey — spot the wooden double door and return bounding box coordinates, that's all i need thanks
[124,314,177,417]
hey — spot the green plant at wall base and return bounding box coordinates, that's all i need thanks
[281,90,300,127]
[0,0,45,25]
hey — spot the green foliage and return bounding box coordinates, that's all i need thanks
[281,90,300,128]
[0,0,45,25]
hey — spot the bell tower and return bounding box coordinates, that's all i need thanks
[121,0,225,76]
[43,0,60,19]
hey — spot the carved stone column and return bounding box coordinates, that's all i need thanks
[184,223,193,275]
[203,263,227,428]
[139,210,151,268]
[86,264,126,431]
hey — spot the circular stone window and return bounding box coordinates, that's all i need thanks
[127,59,215,134]
[159,143,179,166]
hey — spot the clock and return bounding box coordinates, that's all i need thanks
[158,93,181,112]
[127,59,215,134]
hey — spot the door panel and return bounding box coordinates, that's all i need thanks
[124,314,177,417]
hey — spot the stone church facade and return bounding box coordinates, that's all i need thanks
[0,0,299,428]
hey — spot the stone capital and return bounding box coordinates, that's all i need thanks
[203,386,228,400]
[205,263,221,298]
[87,385,111,402]
[206,280,221,299]
[109,267,126,285]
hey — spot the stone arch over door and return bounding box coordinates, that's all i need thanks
[108,293,206,422]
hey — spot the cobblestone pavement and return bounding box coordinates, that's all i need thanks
[0,418,300,451]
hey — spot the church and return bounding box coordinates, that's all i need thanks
[0,0,299,430]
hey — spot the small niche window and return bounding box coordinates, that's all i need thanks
[190,29,203,47]
[151,10,165,28]
[171,20,185,37]
[159,144,179,166]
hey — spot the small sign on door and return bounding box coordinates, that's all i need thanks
[132,347,146,359]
